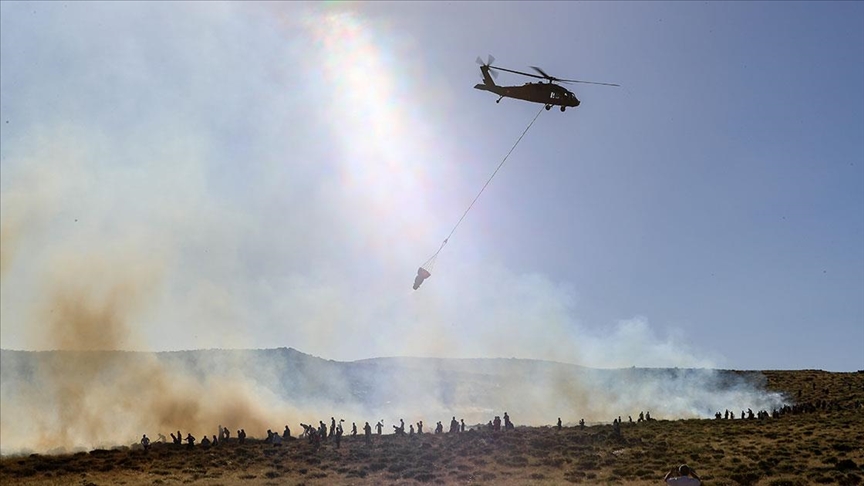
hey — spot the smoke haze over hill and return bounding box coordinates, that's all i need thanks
[0,348,789,456]
[8,0,864,459]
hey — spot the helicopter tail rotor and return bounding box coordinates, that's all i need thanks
[476,55,498,78]
[476,54,495,67]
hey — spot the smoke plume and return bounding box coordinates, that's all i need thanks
[0,2,790,456]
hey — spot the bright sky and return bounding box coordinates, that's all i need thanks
[1,1,862,371]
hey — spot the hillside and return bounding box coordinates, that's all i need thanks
[1,349,862,484]
[0,365,861,485]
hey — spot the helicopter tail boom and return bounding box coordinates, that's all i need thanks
[478,65,497,88]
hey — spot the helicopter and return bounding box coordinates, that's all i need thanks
[473,55,619,112]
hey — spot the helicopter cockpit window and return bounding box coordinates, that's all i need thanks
[550,92,560,99]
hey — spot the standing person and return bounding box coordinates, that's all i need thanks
[351,422,358,437]
[141,434,151,451]
[557,417,562,431]
[364,422,372,445]
[375,421,383,435]
[664,464,702,485]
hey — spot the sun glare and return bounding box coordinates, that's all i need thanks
[304,10,440,266]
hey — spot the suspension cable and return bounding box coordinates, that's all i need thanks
[422,105,545,268]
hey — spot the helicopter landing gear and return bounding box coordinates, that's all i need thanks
[560,106,566,112]
[496,95,504,103]
[545,104,552,111]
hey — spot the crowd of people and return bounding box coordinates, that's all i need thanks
[135,397,862,486]
[142,396,864,452]
[141,412,520,453]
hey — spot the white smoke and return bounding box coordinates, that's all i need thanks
[0,1,790,456]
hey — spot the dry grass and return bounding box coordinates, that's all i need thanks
[2,370,862,485]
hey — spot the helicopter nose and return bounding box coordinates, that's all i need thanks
[574,98,580,107]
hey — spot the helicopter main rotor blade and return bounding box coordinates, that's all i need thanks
[488,65,548,80]
[530,66,552,79]
[558,79,621,87]
[530,65,620,86]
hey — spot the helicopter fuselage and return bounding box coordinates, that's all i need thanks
[474,81,581,110]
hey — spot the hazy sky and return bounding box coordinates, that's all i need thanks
[1,1,862,371]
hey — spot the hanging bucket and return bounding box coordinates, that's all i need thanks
[413,267,432,290]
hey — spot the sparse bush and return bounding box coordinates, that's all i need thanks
[842,473,863,485]
[541,456,565,468]
[730,471,762,485]
[768,479,806,486]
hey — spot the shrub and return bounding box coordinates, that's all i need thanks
[415,473,436,482]
[730,471,762,485]
[768,479,805,486]
[842,473,862,485]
